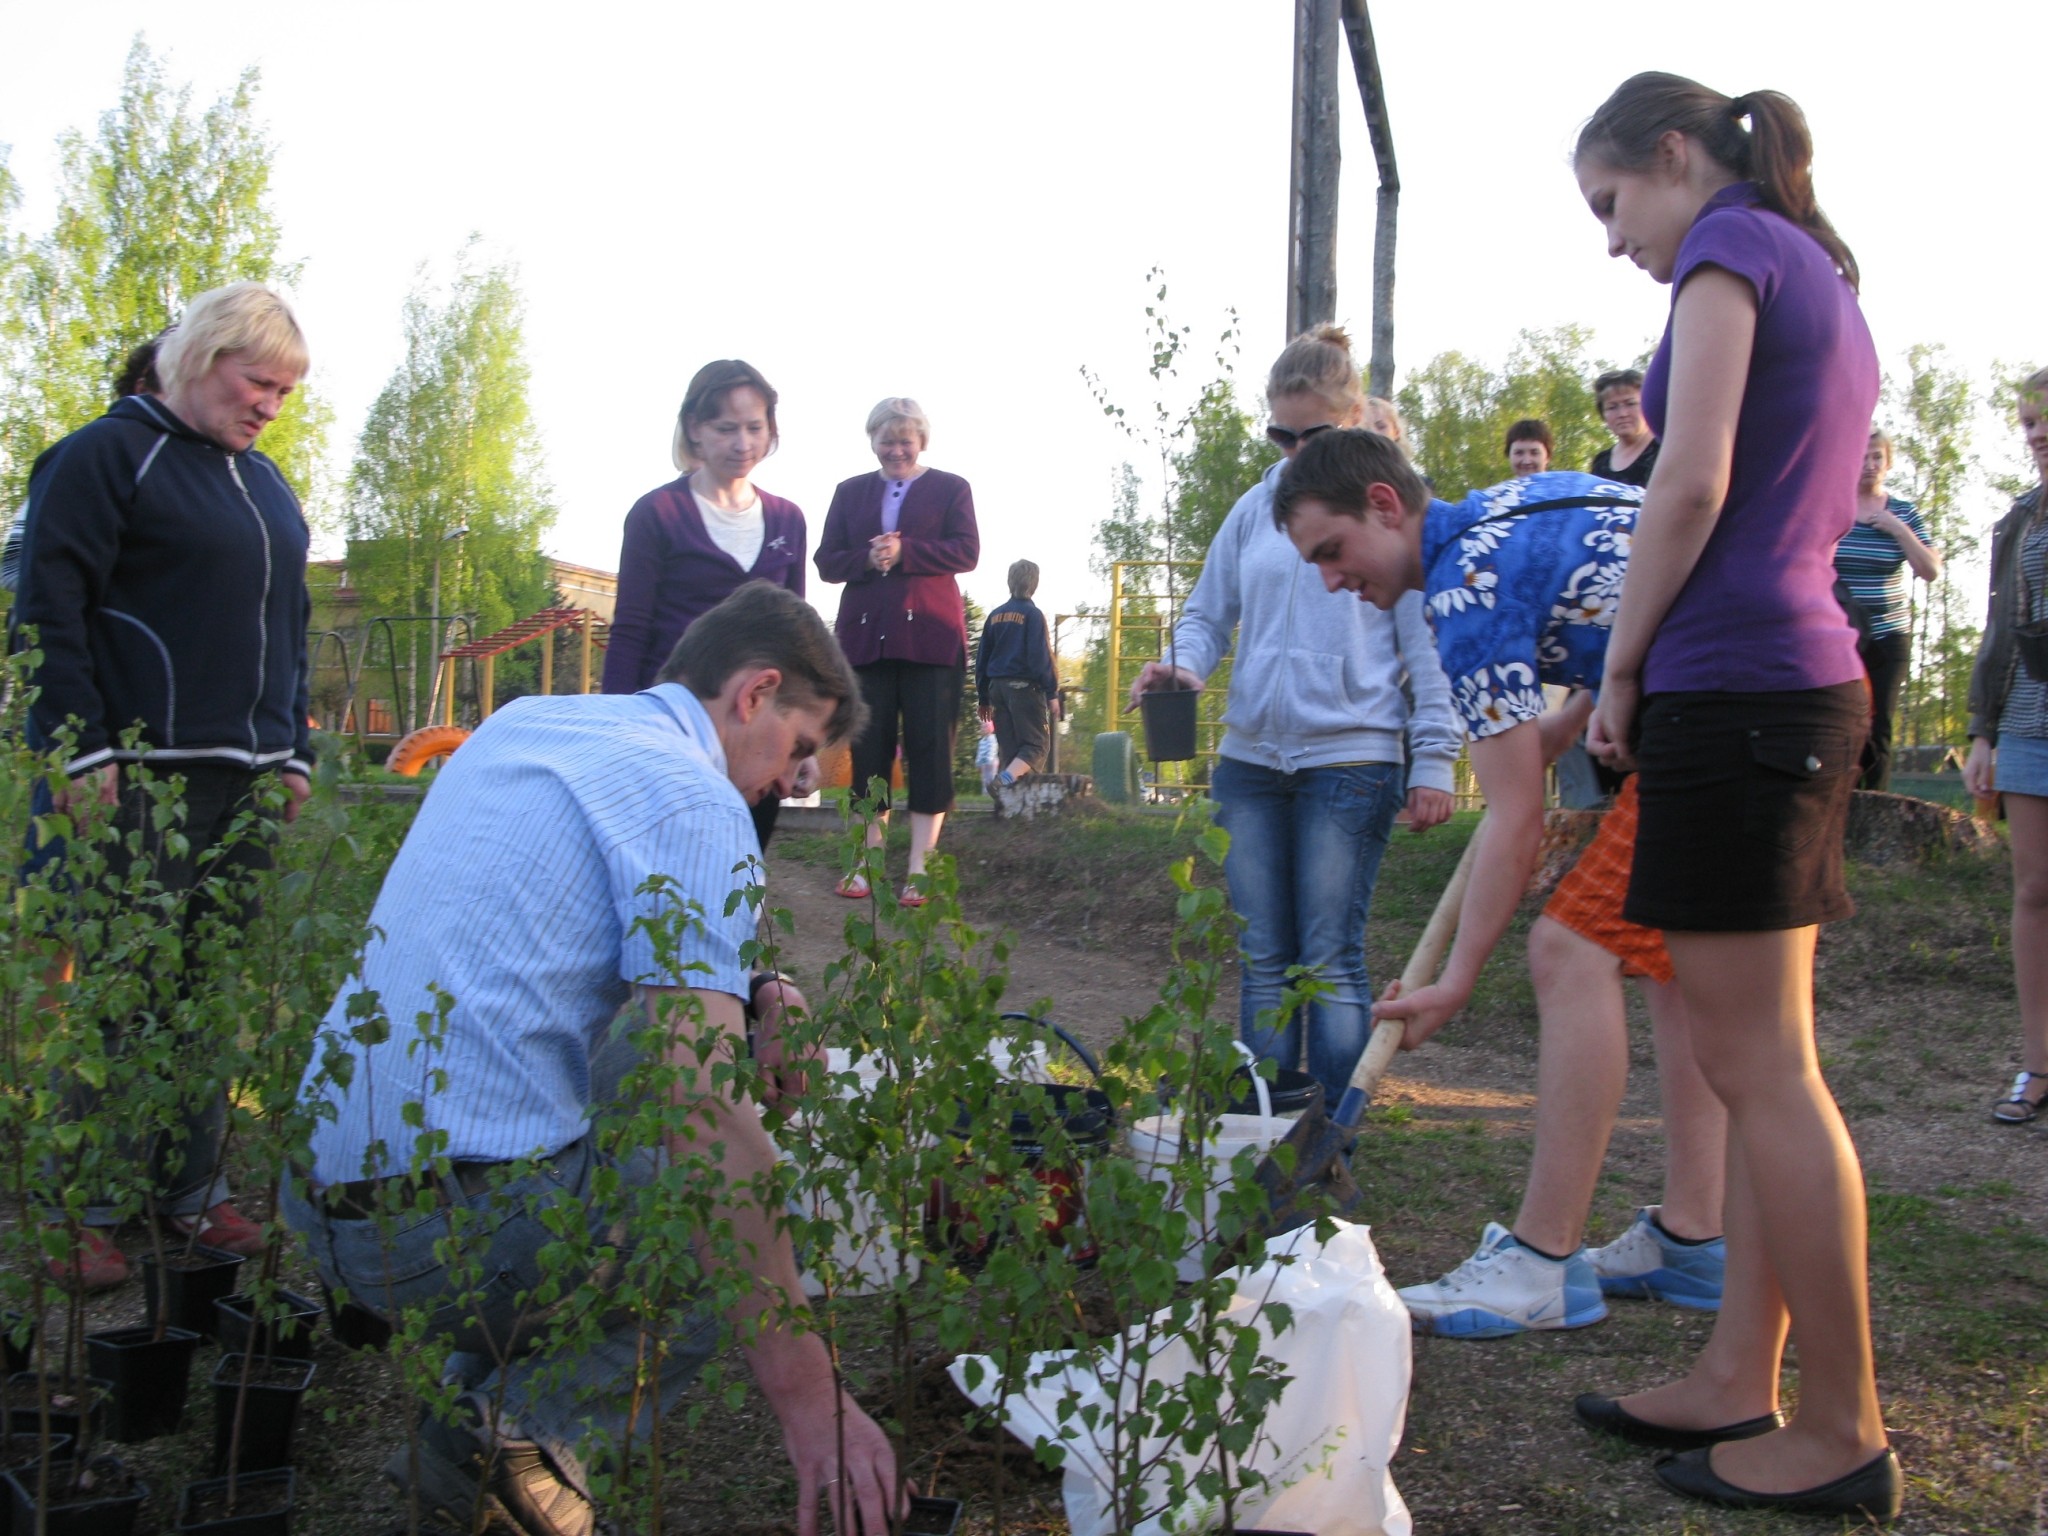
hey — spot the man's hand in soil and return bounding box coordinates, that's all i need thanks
[777,1380,900,1536]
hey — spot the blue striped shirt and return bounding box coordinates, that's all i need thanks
[1832,499,1932,638]
[301,684,760,1181]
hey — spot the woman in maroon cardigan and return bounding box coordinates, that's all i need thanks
[602,359,812,845]
[814,397,979,903]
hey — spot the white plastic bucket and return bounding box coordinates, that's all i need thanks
[1126,1048,1283,1281]
[781,1048,923,1297]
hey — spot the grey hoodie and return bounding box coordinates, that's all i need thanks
[1170,461,1459,790]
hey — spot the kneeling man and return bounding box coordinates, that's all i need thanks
[286,582,895,1536]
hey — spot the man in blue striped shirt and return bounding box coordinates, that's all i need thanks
[285,583,894,1536]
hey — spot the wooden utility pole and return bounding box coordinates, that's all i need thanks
[1340,0,1399,398]
[1286,0,1341,339]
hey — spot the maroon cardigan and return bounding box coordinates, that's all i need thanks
[814,467,979,669]
[600,479,807,694]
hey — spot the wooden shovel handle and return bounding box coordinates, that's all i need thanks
[1348,817,1484,1106]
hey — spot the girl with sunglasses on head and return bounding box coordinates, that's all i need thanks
[1129,324,1460,1107]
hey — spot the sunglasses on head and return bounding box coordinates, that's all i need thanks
[1266,422,1337,450]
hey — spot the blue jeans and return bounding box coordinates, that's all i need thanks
[280,1026,720,1500]
[1211,756,1405,1105]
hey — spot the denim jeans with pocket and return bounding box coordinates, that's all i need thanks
[281,1024,721,1500]
[1210,755,1405,1105]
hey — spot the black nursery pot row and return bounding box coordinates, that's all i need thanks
[3,1355,313,1535]
[1,1241,322,1535]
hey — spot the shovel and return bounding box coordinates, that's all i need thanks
[1252,818,1483,1229]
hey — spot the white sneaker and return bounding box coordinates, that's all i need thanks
[1397,1221,1608,1338]
[1588,1206,1725,1310]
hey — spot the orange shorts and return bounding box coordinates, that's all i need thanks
[1540,776,1673,985]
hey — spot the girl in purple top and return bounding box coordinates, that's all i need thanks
[602,359,812,846]
[1576,75,1898,1520]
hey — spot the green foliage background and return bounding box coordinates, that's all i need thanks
[0,39,333,521]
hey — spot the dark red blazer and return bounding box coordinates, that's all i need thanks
[600,479,807,694]
[814,467,979,669]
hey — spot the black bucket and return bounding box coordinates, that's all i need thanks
[1227,1067,1324,1121]
[1139,687,1200,763]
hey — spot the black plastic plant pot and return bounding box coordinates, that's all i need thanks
[212,1291,323,1362]
[209,1355,313,1476]
[1139,686,1201,763]
[141,1245,247,1339]
[175,1466,296,1534]
[902,1496,964,1536]
[4,1454,148,1536]
[0,1316,29,1379]
[0,1430,71,1536]
[2,1373,110,1444]
[1226,1066,1325,1120]
[326,1295,392,1352]
[85,1325,203,1443]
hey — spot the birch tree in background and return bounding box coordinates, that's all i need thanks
[0,38,331,518]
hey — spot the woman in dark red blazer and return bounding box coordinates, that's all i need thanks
[814,396,979,903]
[602,359,811,846]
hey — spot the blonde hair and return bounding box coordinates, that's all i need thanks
[1266,324,1364,416]
[1867,428,1893,474]
[1365,395,1411,459]
[2021,366,2048,406]
[865,396,930,447]
[1007,559,1040,599]
[156,282,309,394]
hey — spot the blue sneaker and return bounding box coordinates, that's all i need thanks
[1589,1206,1725,1310]
[1396,1222,1608,1338]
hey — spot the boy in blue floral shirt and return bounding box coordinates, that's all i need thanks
[1273,431,1728,1340]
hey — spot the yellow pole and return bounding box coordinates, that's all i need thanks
[579,616,593,694]
[440,659,455,726]
[1109,561,1124,727]
[481,655,496,720]
[539,628,555,698]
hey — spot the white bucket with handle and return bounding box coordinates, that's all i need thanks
[1126,1044,1287,1281]
[782,1047,923,1297]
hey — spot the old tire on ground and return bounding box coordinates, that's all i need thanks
[386,724,471,777]
[1092,731,1139,804]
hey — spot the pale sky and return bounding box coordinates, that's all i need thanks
[4,3,2043,637]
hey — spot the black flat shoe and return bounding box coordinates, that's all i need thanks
[1574,1392,1784,1451]
[1654,1445,1902,1521]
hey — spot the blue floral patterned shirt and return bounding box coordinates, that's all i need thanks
[1420,471,1645,739]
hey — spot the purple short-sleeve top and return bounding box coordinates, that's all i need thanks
[1639,182,1877,694]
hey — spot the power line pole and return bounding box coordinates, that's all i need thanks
[1286,0,1341,340]
[1339,0,1399,399]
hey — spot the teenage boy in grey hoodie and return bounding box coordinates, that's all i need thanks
[1131,329,1459,1106]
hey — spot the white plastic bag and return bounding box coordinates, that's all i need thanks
[949,1220,1412,1536]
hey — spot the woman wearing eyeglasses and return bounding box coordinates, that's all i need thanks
[1128,325,1460,1105]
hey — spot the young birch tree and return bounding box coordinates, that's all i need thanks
[0,38,331,518]
[346,248,557,720]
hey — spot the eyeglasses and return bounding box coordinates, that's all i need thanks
[1266,422,1337,450]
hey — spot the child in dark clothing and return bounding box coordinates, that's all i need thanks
[975,560,1059,784]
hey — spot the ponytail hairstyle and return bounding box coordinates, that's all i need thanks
[672,359,780,471]
[1576,72,1859,293]
[1267,323,1365,417]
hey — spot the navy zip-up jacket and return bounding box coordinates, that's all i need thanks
[14,395,313,779]
[974,596,1057,703]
